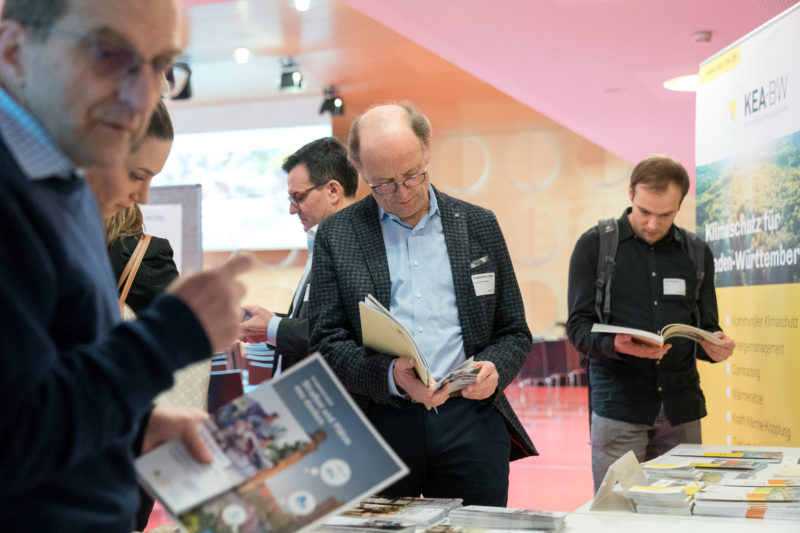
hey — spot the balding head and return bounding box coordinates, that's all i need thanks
[348,101,431,168]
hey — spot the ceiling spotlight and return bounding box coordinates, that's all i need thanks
[279,57,305,91]
[319,86,344,116]
[234,47,251,64]
[293,0,311,12]
[663,74,699,92]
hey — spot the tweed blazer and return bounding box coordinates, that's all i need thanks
[309,186,537,460]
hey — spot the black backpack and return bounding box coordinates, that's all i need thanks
[594,217,706,326]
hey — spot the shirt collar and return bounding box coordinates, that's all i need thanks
[0,86,76,180]
[377,184,440,227]
[306,224,318,254]
[620,206,678,244]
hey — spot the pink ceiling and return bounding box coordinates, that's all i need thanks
[337,0,797,173]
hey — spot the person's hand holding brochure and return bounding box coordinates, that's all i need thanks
[591,323,723,348]
[358,294,480,403]
[135,354,408,533]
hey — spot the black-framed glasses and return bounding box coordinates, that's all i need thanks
[163,62,191,99]
[368,170,427,196]
[288,183,324,208]
[43,27,185,98]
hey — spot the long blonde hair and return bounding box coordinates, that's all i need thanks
[104,203,145,246]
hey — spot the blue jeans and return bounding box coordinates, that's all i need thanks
[590,405,701,493]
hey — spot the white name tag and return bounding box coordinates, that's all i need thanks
[471,272,495,296]
[304,286,310,302]
[663,278,686,296]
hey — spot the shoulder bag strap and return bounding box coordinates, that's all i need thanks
[118,234,152,316]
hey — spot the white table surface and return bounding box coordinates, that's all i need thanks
[566,443,800,532]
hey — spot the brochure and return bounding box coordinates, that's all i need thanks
[359,294,479,393]
[591,323,722,347]
[135,354,409,533]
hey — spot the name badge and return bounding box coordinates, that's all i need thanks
[663,278,686,296]
[471,273,495,296]
[304,286,310,302]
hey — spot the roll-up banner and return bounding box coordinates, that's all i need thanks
[695,3,800,447]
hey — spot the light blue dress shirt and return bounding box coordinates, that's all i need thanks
[0,86,75,180]
[380,185,467,395]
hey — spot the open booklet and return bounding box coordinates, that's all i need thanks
[591,322,723,347]
[359,294,479,393]
[135,353,408,533]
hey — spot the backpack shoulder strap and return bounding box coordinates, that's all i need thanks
[595,218,619,323]
[677,227,706,325]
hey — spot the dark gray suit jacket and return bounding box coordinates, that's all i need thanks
[272,274,310,369]
[309,186,537,460]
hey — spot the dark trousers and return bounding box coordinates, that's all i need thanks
[367,396,510,506]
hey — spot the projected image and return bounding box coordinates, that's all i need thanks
[157,124,332,251]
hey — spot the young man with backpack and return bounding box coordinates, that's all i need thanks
[566,155,735,493]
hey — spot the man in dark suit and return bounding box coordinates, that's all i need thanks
[241,137,357,373]
[308,102,537,506]
[0,1,250,530]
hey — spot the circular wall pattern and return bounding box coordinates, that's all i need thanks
[504,204,559,267]
[518,279,560,336]
[505,131,561,191]
[431,135,491,195]
[572,137,630,189]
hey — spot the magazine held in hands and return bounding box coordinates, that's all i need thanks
[359,294,479,393]
[591,322,723,348]
[135,354,408,533]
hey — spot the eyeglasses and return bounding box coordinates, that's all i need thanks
[368,170,427,196]
[288,183,324,208]
[43,27,187,99]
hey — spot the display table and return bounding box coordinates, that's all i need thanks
[566,444,800,532]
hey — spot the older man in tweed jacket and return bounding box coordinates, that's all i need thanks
[309,102,536,506]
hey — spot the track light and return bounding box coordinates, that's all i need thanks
[279,58,304,91]
[319,86,344,116]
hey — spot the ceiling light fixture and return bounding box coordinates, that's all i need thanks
[662,31,711,93]
[234,47,251,65]
[279,57,305,91]
[663,74,699,92]
[293,0,311,12]
[319,86,344,116]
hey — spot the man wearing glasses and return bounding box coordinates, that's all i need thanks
[309,102,536,505]
[241,137,357,373]
[0,1,250,531]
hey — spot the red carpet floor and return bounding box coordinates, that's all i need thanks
[146,383,593,530]
[506,384,594,511]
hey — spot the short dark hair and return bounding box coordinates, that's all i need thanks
[348,101,431,168]
[2,0,68,38]
[630,155,690,200]
[282,137,358,198]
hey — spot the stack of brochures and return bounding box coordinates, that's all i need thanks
[626,479,703,516]
[669,449,784,464]
[314,496,461,532]
[641,459,704,481]
[448,505,567,530]
[313,516,417,533]
[693,486,800,520]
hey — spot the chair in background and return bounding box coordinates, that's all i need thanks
[206,369,245,413]
[242,342,275,387]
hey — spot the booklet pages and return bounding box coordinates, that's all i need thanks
[136,354,409,533]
